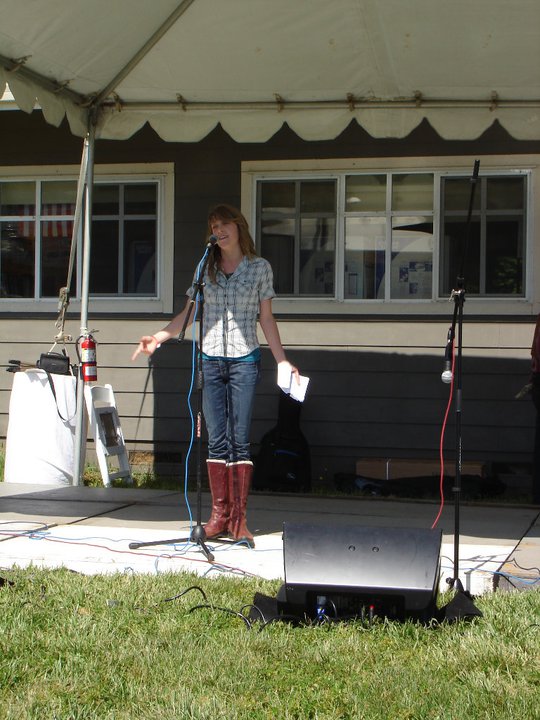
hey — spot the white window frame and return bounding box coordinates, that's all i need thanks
[0,162,175,314]
[242,154,537,316]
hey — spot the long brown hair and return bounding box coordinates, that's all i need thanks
[206,204,257,283]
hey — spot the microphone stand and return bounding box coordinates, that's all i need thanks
[129,239,224,562]
[441,160,482,617]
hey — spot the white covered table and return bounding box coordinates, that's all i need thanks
[4,370,78,485]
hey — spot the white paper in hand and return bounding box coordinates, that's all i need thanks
[277,365,310,402]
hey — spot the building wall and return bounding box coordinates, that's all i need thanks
[0,316,535,480]
[0,110,539,482]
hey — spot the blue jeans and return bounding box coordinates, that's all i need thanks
[202,358,260,462]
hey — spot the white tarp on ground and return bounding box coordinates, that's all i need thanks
[0,523,506,596]
[0,0,539,142]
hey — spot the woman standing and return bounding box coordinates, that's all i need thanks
[132,204,299,546]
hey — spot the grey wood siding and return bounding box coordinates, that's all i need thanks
[0,317,535,481]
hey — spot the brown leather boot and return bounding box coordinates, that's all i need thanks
[203,459,230,539]
[228,460,255,548]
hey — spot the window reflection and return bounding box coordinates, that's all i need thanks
[0,182,35,215]
[260,216,295,294]
[1,222,34,297]
[344,217,386,299]
[345,175,386,212]
[0,178,160,301]
[390,217,434,299]
[441,176,525,296]
[259,180,336,296]
[300,217,335,295]
[93,185,119,215]
[256,171,528,302]
[392,174,433,212]
[124,220,156,294]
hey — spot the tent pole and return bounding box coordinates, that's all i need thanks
[72,122,96,485]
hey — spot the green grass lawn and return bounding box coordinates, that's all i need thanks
[1,568,538,719]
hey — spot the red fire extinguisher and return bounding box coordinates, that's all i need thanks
[78,333,97,383]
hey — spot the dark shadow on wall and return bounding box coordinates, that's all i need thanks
[147,343,535,500]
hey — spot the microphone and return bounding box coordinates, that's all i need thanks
[207,234,218,247]
[441,328,453,384]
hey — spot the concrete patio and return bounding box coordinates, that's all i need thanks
[1,481,538,597]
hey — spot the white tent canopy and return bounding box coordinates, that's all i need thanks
[0,0,539,142]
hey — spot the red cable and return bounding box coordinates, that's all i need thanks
[431,348,456,529]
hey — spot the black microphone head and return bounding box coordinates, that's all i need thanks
[208,234,218,246]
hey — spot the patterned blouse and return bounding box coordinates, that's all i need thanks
[187,255,275,358]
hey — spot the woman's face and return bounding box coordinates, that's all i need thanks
[210,217,240,252]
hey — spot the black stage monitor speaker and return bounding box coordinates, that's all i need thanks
[278,522,442,621]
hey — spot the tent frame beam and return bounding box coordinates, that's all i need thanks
[87,0,196,110]
[3,49,539,122]
[101,96,540,112]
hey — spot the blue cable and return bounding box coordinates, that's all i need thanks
[182,315,197,532]
[182,247,211,539]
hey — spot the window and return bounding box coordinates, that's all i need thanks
[91,183,157,296]
[440,175,526,296]
[0,164,174,312]
[344,173,434,300]
[254,168,529,304]
[258,180,336,295]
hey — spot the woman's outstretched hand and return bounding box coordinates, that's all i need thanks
[131,335,160,361]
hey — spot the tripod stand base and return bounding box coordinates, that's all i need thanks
[128,523,240,561]
[440,576,483,622]
[129,524,215,561]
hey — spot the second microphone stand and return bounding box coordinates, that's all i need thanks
[441,160,482,617]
